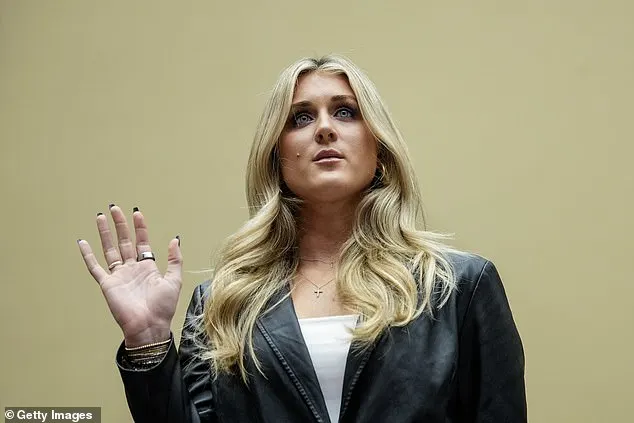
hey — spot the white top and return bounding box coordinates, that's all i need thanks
[298,314,359,423]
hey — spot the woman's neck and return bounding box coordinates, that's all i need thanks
[296,201,357,263]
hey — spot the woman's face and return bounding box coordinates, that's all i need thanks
[278,72,378,204]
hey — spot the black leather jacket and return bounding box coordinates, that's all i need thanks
[116,253,527,422]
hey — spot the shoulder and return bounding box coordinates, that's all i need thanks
[441,250,507,318]
[444,250,496,291]
[442,251,519,334]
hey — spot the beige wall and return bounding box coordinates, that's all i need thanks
[1,1,632,421]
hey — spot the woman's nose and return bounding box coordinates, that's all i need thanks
[314,113,337,143]
[315,128,336,143]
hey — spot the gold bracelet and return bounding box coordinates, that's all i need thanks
[126,348,168,362]
[126,343,171,353]
[126,350,167,359]
[124,337,171,351]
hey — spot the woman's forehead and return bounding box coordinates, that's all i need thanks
[293,72,355,103]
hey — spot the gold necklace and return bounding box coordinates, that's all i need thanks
[297,270,335,298]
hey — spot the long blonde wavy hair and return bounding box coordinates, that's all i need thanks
[191,54,461,384]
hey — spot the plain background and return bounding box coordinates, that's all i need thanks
[1,1,632,422]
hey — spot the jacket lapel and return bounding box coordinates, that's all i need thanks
[338,323,383,420]
[256,284,331,422]
[256,283,383,423]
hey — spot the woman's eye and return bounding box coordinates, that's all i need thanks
[290,106,356,127]
[335,107,355,119]
[292,113,312,127]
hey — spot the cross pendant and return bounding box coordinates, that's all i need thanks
[314,288,324,298]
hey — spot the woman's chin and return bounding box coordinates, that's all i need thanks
[296,183,366,204]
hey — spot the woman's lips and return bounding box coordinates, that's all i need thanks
[314,157,343,163]
[313,148,344,161]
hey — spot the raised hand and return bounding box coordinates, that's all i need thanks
[77,205,182,348]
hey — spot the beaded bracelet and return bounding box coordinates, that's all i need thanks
[124,337,171,351]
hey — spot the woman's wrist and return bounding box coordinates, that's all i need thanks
[121,336,171,369]
[124,328,171,349]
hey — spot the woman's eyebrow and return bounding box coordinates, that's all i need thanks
[331,94,357,103]
[290,95,358,111]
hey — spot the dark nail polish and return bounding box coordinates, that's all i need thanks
[176,235,180,246]
[77,239,82,243]
[97,212,103,217]
[109,203,115,209]
[133,206,139,213]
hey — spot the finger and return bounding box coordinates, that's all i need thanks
[96,211,124,269]
[132,207,153,257]
[77,239,108,285]
[163,236,183,286]
[109,205,136,263]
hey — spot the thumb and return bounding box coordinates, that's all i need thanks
[164,235,183,284]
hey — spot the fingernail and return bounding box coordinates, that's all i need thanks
[77,239,82,243]
[109,203,116,209]
[133,206,139,213]
[176,235,180,246]
[97,212,103,217]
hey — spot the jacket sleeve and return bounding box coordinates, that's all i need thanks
[458,260,527,423]
[116,283,216,423]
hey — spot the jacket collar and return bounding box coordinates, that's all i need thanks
[256,283,377,423]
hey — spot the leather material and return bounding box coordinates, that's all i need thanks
[117,253,527,422]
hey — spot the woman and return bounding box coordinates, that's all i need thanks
[78,55,526,422]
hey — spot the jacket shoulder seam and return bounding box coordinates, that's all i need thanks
[458,259,490,334]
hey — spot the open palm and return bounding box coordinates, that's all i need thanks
[78,205,182,347]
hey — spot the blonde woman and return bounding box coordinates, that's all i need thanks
[78,55,526,423]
